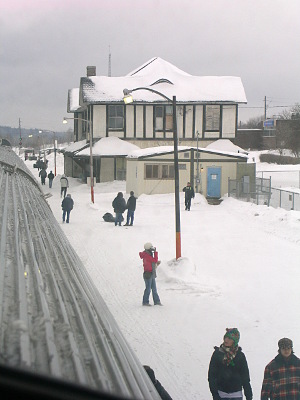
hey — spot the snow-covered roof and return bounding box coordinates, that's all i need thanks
[127,145,248,160]
[76,137,140,156]
[205,139,248,154]
[76,57,247,105]
[67,88,81,112]
[64,139,88,154]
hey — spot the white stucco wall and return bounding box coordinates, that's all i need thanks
[145,106,153,138]
[185,106,194,138]
[93,105,106,138]
[222,105,236,138]
[126,105,134,138]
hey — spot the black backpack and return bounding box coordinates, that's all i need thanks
[102,212,115,223]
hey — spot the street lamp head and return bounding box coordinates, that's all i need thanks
[63,118,68,124]
[123,89,133,104]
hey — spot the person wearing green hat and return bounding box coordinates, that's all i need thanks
[261,337,300,399]
[208,328,253,400]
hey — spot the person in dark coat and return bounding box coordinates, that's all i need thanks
[182,182,195,211]
[48,170,54,188]
[39,168,47,185]
[143,365,172,400]
[261,337,300,400]
[124,191,136,226]
[112,192,126,226]
[61,194,74,223]
[208,328,253,400]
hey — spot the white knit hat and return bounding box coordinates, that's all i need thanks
[144,242,153,250]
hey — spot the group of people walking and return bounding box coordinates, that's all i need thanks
[208,328,300,400]
[38,168,54,187]
[38,166,74,224]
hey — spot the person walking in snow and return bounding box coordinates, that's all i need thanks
[261,337,300,400]
[39,168,47,185]
[112,192,126,226]
[208,328,253,400]
[124,191,136,226]
[139,242,162,306]
[143,365,172,400]
[48,170,54,188]
[182,182,195,211]
[60,174,69,198]
[61,194,74,223]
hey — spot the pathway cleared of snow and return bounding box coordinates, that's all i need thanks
[28,153,300,400]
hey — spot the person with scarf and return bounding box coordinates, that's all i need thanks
[208,328,253,400]
[261,337,300,400]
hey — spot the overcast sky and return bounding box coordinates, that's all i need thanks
[1,0,299,133]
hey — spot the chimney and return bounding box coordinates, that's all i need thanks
[87,66,96,77]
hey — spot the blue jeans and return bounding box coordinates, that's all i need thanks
[49,179,53,188]
[61,187,67,198]
[126,210,134,225]
[115,213,123,226]
[63,210,71,223]
[143,274,160,305]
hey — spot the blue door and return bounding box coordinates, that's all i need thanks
[207,167,221,198]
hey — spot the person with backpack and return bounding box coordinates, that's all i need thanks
[61,194,74,224]
[48,170,54,188]
[124,191,136,226]
[60,174,69,198]
[139,242,162,306]
[112,192,126,226]
[39,168,47,185]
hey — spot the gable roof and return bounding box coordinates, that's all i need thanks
[75,137,140,157]
[76,57,247,106]
[127,145,248,160]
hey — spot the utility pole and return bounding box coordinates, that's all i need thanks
[19,118,22,155]
[108,45,111,77]
[264,96,267,120]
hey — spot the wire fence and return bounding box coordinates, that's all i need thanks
[228,177,300,211]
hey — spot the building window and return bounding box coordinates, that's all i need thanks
[155,105,173,131]
[205,105,220,131]
[108,105,124,129]
[145,164,174,179]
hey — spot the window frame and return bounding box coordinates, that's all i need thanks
[108,105,125,130]
[204,105,221,131]
[154,105,173,132]
[144,163,175,180]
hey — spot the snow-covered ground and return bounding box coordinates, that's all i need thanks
[25,150,300,400]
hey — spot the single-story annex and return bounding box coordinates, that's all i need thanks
[126,143,255,198]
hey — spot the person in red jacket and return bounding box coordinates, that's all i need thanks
[261,337,300,400]
[139,242,162,306]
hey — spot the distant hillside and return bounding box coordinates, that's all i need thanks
[0,125,73,147]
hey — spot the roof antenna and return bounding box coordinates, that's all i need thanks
[108,45,111,77]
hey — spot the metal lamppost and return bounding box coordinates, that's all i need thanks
[39,130,57,176]
[63,117,94,203]
[123,87,181,259]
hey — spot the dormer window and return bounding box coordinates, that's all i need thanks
[150,78,173,86]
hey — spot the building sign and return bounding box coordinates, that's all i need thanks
[263,119,276,129]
